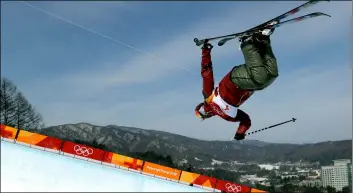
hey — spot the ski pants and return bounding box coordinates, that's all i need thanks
[230,36,279,90]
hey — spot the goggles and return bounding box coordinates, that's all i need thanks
[195,102,213,120]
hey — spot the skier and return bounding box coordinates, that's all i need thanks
[195,26,279,141]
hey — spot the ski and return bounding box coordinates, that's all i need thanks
[193,0,330,47]
[244,0,328,33]
[217,12,331,46]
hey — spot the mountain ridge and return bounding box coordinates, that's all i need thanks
[44,122,350,145]
[35,122,352,167]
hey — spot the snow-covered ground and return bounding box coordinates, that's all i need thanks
[258,164,280,170]
[1,139,210,192]
[211,159,224,166]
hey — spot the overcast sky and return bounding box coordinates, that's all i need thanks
[1,1,351,144]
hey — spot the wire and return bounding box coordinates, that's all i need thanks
[14,1,267,108]
[19,1,200,76]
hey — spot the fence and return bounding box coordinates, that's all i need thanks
[0,124,267,193]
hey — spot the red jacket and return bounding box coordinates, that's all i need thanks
[200,47,252,135]
[203,85,253,135]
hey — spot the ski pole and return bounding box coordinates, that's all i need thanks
[245,118,296,136]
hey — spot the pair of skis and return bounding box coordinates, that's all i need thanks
[193,0,331,47]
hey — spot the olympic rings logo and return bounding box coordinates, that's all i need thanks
[73,145,93,156]
[225,183,242,193]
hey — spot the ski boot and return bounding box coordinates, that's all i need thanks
[238,34,252,44]
[238,20,278,45]
[261,20,278,36]
[254,20,278,43]
[238,34,253,50]
[239,20,278,49]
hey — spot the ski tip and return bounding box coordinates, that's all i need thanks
[193,38,205,46]
[218,37,234,46]
[316,12,331,17]
[218,41,225,46]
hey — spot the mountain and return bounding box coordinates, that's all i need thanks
[34,123,352,167]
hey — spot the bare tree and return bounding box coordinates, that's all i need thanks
[24,105,44,131]
[1,77,44,131]
[15,92,29,129]
[0,77,17,127]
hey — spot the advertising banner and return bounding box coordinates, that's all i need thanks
[215,179,252,193]
[250,188,268,193]
[142,162,181,181]
[103,152,144,170]
[179,171,200,184]
[0,124,18,139]
[16,130,63,150]
[179,171,217,188]
[61,141,105,161]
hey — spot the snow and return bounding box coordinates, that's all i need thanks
[211,159,224,165]
[298,169,310,173]
[258,164,279,170]
[249,177,268,182]
[241,175,268,182]
[230,161,246,165]
[200,167,215,170]
[179,159,188,164]
[242,174,257,178]
[1,140,210,192]
[194,157,203,161]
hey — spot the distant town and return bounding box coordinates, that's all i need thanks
[202,159,352,192]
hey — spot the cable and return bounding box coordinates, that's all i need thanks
[19,1,200,76]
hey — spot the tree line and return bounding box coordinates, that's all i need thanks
[1,77,44,132]
[255,183,351,193]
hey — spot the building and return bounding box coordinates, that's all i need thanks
[321,159,352,191]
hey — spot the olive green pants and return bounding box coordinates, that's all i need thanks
[230,36,279,90]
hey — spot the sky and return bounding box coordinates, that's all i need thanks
[1,140,207,192]
[1,1,352,144]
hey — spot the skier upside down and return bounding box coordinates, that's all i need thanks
[195,27,279,141]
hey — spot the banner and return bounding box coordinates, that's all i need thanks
[179,171,217,188]
[179,171,200,184]
[16,130,63,150]
[142,162,181,181]
[103,152,144,170]
[0,124,18,139]
[61,141,105,161]
[251,188,268,193]
[215,179,251,193]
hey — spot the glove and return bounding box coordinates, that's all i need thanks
[233,110,251,141]
[201,41,213,69]
[202,40,213,50]
[234,132,245,140]
[234,124,247,140]
[201,41,213,56]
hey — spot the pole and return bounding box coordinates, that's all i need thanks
[245,118,297,136]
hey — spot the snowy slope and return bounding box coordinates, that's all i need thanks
[1,140,210,192]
